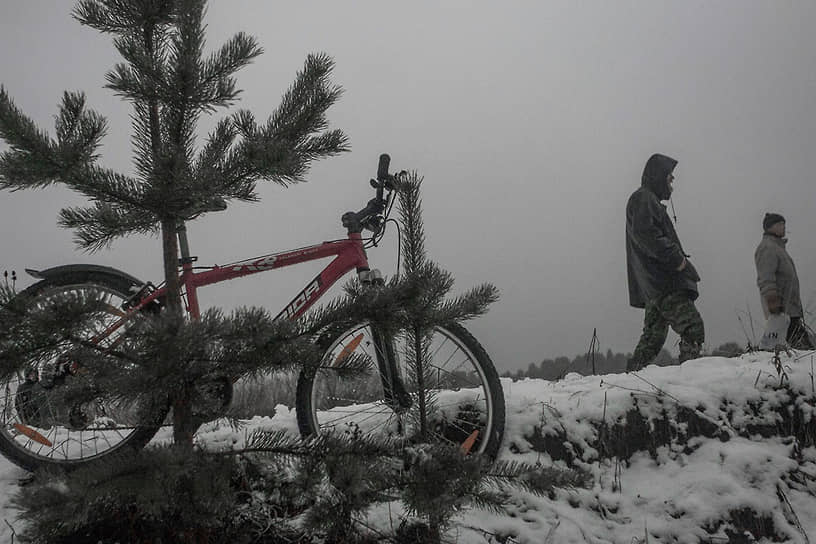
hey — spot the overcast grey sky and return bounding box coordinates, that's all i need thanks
[1,1,814,372]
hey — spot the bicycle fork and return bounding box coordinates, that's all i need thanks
[358,269,412,414]
[369,327,413,414]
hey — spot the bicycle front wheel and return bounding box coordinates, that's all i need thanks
[0,271,168,472]
[295,322,505,458]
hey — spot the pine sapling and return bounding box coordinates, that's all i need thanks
[0,0,349,447]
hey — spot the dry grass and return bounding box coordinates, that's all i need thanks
[227,371,299,418]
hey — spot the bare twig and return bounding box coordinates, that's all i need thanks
[461,524,523,544]
[771,349,789,385]
[776,482,810,544]
[4,519,16,543]
[352,517,396,543]
[613,457,622,493]
[736,305,758,352]
[631,373,681,403]
[600,379,664,399]
[543,519,561,544]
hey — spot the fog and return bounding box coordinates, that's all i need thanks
[1,2,814,372]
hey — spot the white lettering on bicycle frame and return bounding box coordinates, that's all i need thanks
[283,277,322,319]
[232,255,278,272]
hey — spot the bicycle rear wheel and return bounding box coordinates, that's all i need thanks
[0,271,168,471]
[295,322,505,458]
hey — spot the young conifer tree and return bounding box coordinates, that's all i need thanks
[0,0,348,446]
[394,173,500,441]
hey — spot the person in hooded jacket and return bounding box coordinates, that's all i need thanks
[755,213,813,350]
[625,153,704,371]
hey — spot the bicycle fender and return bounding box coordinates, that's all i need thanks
[25,264,145,288]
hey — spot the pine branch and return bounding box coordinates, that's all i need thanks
[231,429,306,457]
[189,117,257,203]
[73,0,175,35]
[104,25,169,103]
[54,91,108,164]
[432,283,500,324]
[12,446,240,542]
[1,89,146,215]
[297,129,350,161]
[240,428,399,460]
[59,202,159,252]
[194,115,235,175]
[57,306,340,407]
[0,289,113,380]
[0,88,62,190]
[268,52,341,137]
[130,102,159,180]
[162,0,204,156]
[396,172,427,275]
[105,55,162,103]
[197,32,263,109]
[405,330,439,433]
[485,459,591,495]
[408,264,455,317]
[465,488,511,515]
[240,53,350,184]
[68,166,150,208]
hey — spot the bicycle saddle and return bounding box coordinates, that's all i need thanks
[183,196,228,219]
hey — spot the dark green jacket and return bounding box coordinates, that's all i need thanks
[626,154,700,308]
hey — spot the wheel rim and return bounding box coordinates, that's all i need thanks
[308,323,495,454]
[0,283,158,465]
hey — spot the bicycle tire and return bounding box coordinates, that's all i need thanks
[295,321,505,458]
[0,270,169,471]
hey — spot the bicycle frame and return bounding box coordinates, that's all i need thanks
[110,227,372,333]
[182,229,371,322]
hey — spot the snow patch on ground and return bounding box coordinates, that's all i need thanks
[1,352,814,543]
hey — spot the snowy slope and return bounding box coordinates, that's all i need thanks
[464,351,816,543]
[1,351,814,543]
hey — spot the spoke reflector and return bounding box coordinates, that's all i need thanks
[13,424,53,447]
[460,429,479,455]
[334,334,364,366]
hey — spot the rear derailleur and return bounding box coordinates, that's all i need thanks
[15,354,94,431]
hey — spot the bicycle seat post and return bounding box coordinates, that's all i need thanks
[176,221,195,266]
[175,220,202,318]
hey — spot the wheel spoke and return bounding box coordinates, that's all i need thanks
[0,280,167,470]
[304,323,503,457]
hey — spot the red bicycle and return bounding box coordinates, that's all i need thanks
[0,155,505,471]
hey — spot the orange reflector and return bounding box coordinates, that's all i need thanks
[460,430,479,455]
[102,303,127,317]
[333,334,364,366]
[13,424,53,447]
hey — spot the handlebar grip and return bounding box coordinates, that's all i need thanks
[377,154,391,181]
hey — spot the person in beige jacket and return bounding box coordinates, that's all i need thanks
[755,213,813,349]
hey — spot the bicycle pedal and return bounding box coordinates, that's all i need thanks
[387,380,413,413]
[189,375,233,420]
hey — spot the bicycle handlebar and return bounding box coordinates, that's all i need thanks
[377,154,391,182]
[342,153,397,234]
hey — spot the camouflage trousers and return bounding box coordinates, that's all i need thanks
[627,291,705,371]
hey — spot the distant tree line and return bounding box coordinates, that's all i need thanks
[503,341,744,381]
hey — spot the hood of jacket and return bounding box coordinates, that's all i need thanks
[641,153,677,201]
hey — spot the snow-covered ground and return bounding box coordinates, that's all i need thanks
[1,351,815,543]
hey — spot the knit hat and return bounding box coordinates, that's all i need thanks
[763,213,785,231]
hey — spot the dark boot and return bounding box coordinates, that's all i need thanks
[678,340,702,363]
[626,358,642,372]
